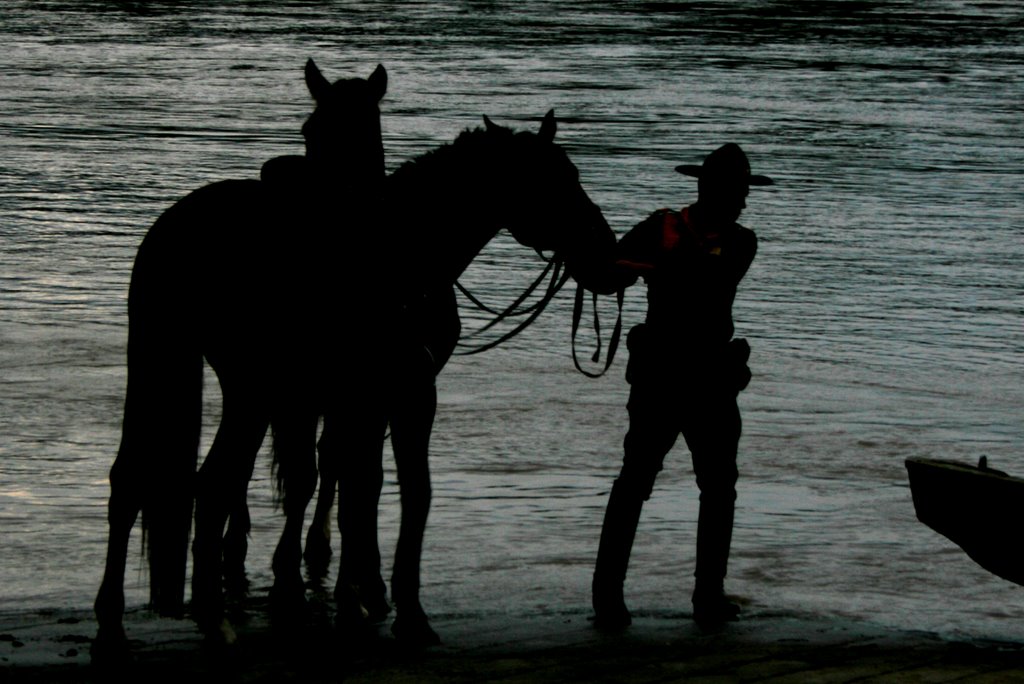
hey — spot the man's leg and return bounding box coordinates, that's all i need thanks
[682,393,741,625]
[593,384,678,628]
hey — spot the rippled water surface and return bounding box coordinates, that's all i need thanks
[2,1,1023,643]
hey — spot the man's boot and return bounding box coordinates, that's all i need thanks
[592,479,645,629]
[691,495,739,626]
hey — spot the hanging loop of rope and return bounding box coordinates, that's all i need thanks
[456,253,560,322]
[570,283,624,379]
[454,252,570,356]
[453,249,625,375]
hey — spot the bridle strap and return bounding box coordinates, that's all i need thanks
[456,255,561,336]
[454,255,570,356]
[452,250,625,375]
[571,283,624,379]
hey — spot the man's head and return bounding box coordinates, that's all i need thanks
[676,143,772,224]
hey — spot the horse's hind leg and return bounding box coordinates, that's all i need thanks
[191,387,268,642]
[222,495,252,596]
[220,408,263,598]
[95,336,202,655]
[268,412,319,623]
[303,427,336,580]
[94,444,142,653]
[389,381,440,646]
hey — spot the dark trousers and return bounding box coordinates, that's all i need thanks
[594,375,741,597]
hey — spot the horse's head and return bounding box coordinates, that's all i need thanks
[301,59,387,182]
[485,112,618,293]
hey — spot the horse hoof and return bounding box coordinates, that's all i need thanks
[363,593,392,625]
[195,612,238,647]
[303,535,332,572]
[305,560,329,583]
[335,586,369,630]
[91,625,131,664]
[224,569,251,601]
[391,611,440,647]
[270,584,311,627]
[222,558,249,594]
[222,541,249,584]
[207,618,238,646]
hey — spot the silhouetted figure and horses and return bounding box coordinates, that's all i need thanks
[94,57,619,651]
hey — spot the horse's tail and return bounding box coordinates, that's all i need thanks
[268,410,319,511]
[269,421,287,507]
[115,221,204,617]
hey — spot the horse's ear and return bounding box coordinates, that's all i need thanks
[483,115,500,133]
[305,58,332,103]
[368,64,387,102]
[539,109,557,142]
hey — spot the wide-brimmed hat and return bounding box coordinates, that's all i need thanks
[675,143,773,186]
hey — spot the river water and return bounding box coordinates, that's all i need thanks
[2,1,1023,645]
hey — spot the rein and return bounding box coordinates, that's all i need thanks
[570,283,624,379]
[454,250,625,379]
[454,253,570,356]
[456,253,562,322]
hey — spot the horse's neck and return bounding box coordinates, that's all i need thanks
[389,141,504,288]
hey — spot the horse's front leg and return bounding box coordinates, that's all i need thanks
[191,393,267,644]
[329,409,389,628]
[268,412,319,623]
[389,381,440,646]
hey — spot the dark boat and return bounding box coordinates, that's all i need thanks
[906,456,1024,586]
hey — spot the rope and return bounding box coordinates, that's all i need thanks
[454,256,570,356]
[456,255,559,321]
[570,283,624,379]
[453,251,625,377]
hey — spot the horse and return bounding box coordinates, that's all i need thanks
[279,112,620,645]
[93,58,388,653]
[219,57,390,593]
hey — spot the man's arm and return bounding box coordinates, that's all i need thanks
[573,210,672,294]
[614,210,672,277]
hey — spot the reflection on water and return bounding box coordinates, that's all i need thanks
[1,1,1022,642]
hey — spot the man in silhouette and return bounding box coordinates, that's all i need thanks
[592,143,772,628]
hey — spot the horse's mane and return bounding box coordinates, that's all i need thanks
[388,124,520,187]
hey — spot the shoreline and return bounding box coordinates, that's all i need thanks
[4,599,1024,682]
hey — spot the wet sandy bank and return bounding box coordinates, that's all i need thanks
[4,599,1023,683]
